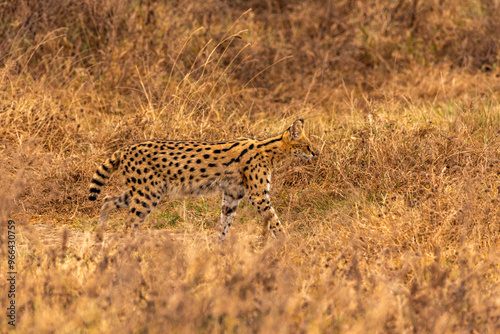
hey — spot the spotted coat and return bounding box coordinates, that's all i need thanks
[89,119,315,241]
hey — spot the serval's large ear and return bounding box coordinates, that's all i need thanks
[289,119,304,140]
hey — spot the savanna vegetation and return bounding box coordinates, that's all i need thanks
[1,0,500,332]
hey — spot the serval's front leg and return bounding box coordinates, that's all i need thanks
[247,173,284,239]
[219,186,245,242]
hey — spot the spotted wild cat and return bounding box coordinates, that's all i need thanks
[89,119,315,240]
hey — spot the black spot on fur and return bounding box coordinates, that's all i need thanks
[96,169,107,179]
[91,178,104,186]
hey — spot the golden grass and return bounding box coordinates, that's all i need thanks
[1,0,500,332]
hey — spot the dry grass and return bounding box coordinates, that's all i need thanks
[1,0,500,332]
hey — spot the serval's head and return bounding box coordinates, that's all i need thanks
[282,119,316,160]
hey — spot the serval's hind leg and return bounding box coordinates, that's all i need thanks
[96,191,131,240]
[98,191,131,225]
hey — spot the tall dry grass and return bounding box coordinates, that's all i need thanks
[1,0,500,332]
